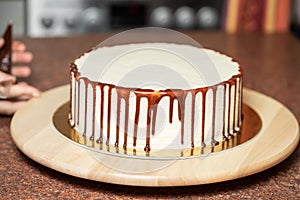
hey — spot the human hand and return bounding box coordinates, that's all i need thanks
[0,38,33,77]
[0,38,41,115]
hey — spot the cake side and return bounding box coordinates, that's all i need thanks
[69,43,242,152]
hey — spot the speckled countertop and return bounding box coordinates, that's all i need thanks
[0,32,299,199]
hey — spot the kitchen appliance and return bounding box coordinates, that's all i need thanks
[26,0,224,37]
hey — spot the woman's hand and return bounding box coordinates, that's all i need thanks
[0,38,41,115]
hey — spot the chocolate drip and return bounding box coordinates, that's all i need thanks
[200,88,208,147]
[123,96,129,150]
[169,97,174,123]
[145,100,152,152]
[106,86,113,145]
[133,90,166,152]
[227,83,233,138]
[90,83,96,140]
[190,91,196,148]
[73,79,76,126]
[211,86,219,146]
[133,96,141,147]
[190,148,194,156]
[77,80,80,125]
[238,78,243,128]
[70,62,243,153]
[232,79,237,132]
[222,84,227,140]
[0,23,12,74]
[151,104,158,136]
[176,91,188,144]
[69,72,74,127]
[83,79,89,137]
[115,95,121,147]
[115,88,130,149]
[69,63,78,126]
[96,85,104,144]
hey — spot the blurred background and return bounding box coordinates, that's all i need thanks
[0,0,299,38]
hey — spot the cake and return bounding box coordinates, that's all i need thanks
[69,43,242,153]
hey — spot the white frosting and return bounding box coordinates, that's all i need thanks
[75,43,240,90]
[70,43,242,151]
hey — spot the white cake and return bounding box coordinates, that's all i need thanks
[69,43,242,152]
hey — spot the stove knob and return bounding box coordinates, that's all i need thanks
[65,15,78,28]
[174,6,195,29]
[150,6,173,28]
[197,7,219,29]
[41,17,54,28]
[82,7,106,31]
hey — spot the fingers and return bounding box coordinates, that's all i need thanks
[1,39,27,51]
[0,71,16,99]
[0,80,41,115]
[2,40,27,52]
[11,41,33,64]
[12,51,33,64]
[0,40,39,115]
[12,41,26,52]
[11,41,33,77]
[0,38,4,48]
[11,66,31,77]
[0,71,16,83]
[0,40,33,64]
[6,82,41,99]
[0,100,26,115]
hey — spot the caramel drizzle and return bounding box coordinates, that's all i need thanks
[90,83,97,141]
[115,88,130,149]
[69,64,78,127]
[201,88,208,147]
[69,67,242,153]
[83,79,89,137]
[133,90,167,152]
[222,84,227,140]
[238,77,243,128]
[211,86,219,146]
[232,79,237,132]
[106,86,113,145]
[190,91,196,148]
[98,85,104,144]
[69,71,74,127]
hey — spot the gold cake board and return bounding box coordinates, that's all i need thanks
[10,85,299,186]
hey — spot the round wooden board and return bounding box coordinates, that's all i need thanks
[10,85,299,186]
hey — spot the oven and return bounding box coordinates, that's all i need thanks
[26,0,224,37]
[0,0,224,37]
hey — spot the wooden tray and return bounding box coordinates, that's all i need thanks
[10,85,299,186]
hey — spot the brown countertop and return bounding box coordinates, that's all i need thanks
[0,32,299,199]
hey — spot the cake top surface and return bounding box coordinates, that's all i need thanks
[74,43,241,90]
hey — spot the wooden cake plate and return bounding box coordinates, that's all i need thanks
[10,85,299,186]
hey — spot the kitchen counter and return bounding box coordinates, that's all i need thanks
[0,32,299,199]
